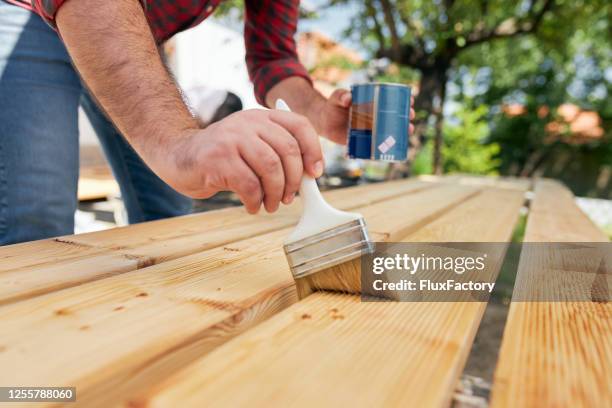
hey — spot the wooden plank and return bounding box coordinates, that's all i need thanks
[0,239,108,272]
[525,179,607,242]
[0,184,479,407]
[419,174,531,192]
[78,162,119,201]
[3,179,430,266]
[69,178,435,253]
[78,178,119,201]
[490,180,611,408]
[0,252,143,306]
[0,179,433,305]
[139,187,525,408]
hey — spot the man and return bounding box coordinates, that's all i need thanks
[0,0,413,246]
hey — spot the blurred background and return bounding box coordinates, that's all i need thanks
[77,0,611,238]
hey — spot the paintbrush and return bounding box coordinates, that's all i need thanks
[276,99,374,299]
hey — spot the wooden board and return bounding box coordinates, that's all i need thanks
[0,183,478,407]
[0,179,433,305]
[490,179,611,408]
[78,178,119,201]
[69,178,435,253]
[139,187,525,408]
[418,174,531,192]
[78,162,119,201]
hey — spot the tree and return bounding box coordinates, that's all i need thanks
[329,0,588,174]
[463,2,612,197]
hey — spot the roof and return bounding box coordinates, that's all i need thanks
[502,103,605,144]
[297,31,363,84]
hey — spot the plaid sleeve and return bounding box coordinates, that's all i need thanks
[244,0,312,106]
[28,0,64,25]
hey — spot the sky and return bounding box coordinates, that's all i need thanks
[297,0,361,50]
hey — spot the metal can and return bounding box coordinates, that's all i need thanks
[347,83,411,162]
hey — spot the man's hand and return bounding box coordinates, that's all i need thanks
[314,89,352,144]
[159,110,323,214]
[266,77,416,145]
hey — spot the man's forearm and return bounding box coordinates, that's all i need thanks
[56,0,197,163]
[265,77,326,132]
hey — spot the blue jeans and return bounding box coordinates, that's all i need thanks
[0,3,192,245]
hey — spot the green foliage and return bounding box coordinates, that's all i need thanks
[411,143,433,175]
[312,55,363,72]
[442,105,500,174]
[215,0,243,15]
[373,65,420,85]
[412,105,500,175]
[461,7,612,196]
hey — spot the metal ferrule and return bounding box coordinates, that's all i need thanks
[283,219,374,280]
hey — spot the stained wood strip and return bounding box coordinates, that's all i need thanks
[490,180,611,408]
[140,187,525,408]
[0,179,433,305]
[0,184,478,407]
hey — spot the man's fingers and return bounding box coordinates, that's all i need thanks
[268,110,324,178]
[227,160,263,214]
[257,122,303,204]
[238,140,285,213]
[329,88,351,107]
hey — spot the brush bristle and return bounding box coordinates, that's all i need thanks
[294,258,361,299]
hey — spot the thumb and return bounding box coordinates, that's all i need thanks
[329,88,351,108]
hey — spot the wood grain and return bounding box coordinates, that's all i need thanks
[140,187,525,408]
[490,179,611,408]
[0,179,434,305]
[0,183,478,408]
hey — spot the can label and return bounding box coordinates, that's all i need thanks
[348,83,411,162]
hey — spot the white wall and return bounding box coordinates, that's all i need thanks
[172,19,263,110]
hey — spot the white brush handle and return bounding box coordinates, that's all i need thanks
[275,99,362,243]
[299,176,326,213]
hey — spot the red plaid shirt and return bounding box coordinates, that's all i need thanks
[5,0,310,104]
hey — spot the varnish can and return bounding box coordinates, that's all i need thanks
[347,83,411,162]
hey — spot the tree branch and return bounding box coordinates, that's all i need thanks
[465,0,555,48]
[378,0,401,59]
[479,0,488,16]
[444,0,456,12]
[396,3,426,56]
[364,0,385,53]
[377,42,431,70]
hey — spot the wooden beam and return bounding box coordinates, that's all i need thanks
[139,187,525,408]
[490,180,610,408]
[0,184,479,407]
[0,179,434,305]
